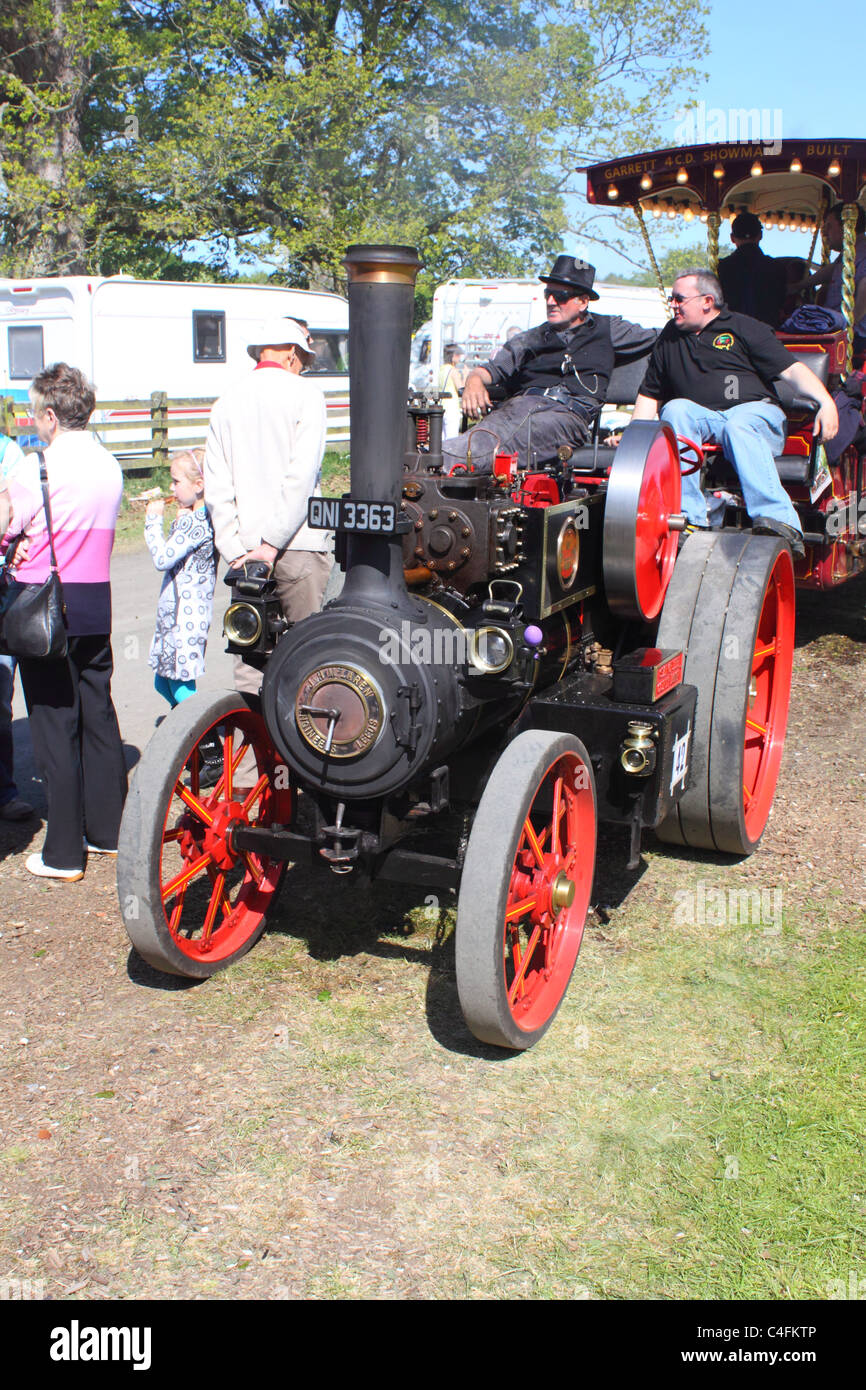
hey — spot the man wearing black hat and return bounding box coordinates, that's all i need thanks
[444,255,657,472]
[718,213,786,326]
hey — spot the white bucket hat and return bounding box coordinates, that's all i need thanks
[246,317,316,360]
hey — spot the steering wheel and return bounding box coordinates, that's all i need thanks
[675,434,705,476]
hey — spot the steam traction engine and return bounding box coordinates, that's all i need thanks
[117,245,795,1051]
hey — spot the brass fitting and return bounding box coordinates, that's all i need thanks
[620,720,657,776]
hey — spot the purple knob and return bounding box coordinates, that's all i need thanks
[524,624,544,647]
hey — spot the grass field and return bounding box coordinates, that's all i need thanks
[166,849,863,1300]
[5,846,857,1301]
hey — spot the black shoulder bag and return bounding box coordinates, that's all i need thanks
[0,452,68,660]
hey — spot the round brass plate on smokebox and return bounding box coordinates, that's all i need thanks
[295,664,384,758]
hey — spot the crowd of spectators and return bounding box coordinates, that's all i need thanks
[0,316,331,881]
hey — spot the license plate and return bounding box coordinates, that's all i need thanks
[307,497,397,534]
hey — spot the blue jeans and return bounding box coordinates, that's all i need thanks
[0,653,18,805]
[659,398,801,531]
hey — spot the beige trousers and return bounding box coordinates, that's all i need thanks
[234,549,332,696]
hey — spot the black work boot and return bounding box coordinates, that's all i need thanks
[751,517,806,560]
[194,733,223,790]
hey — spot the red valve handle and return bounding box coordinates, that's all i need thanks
[675,434,705,476]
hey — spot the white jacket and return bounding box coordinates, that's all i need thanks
[204,365,329,562]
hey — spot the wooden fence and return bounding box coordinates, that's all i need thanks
[1,392,211,470]
[1,388,350,470]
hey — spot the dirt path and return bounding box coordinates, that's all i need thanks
[1,573,864,1301]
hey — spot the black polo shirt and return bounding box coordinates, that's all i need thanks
[718,245,786,326]
[640,308,795,412]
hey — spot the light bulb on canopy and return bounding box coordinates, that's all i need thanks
[789,156,802,173]
[750,160,763,177]
[827,159,841,177]
[676,167,688,184]
[713,164,724,179]
[640,174,652,190]
[607,185,619,199]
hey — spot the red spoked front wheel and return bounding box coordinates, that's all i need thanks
[456,731,597,1050]
[117,692,291,978]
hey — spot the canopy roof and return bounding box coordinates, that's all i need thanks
[584,140,866,231]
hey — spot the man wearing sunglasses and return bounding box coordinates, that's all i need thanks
[632,269,839,557]
[444,255,656,473]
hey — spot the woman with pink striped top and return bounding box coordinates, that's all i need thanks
[0,363,127,880]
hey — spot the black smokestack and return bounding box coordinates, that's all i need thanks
[339,244,422,605]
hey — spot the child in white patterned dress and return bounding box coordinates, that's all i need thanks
[144,448,216,707]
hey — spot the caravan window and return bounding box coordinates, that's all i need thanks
[304,331,349,375]
[8,325,44,380]
[193,311,226,363]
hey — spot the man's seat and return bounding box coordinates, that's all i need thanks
[776,344,831,387]
[568,351,652,472]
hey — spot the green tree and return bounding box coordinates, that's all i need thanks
[603,241,719,288]
[0,0,709,297]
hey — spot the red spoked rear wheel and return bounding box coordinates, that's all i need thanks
[118,692,291,978]
[456,731,597,1050]
[741,548,795,843]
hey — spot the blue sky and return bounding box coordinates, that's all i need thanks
[586,0,866,277]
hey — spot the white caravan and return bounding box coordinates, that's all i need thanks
[0,276,350,450]
[410,277,670,391]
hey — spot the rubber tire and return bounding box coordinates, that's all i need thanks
[455,729,597,1051]
[117,690,285,978]
[655,530,794,854]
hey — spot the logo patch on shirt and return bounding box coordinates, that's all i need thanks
[712,332,735,351]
